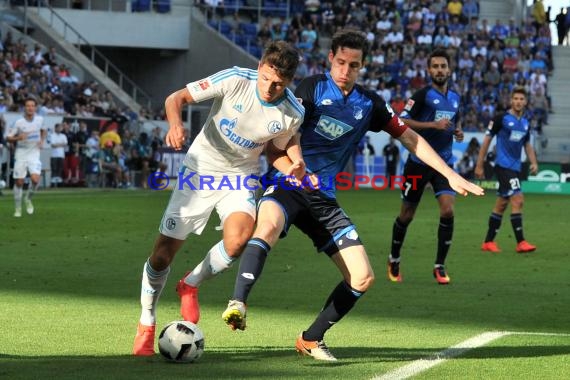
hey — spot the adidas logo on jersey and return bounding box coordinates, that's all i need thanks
[233,104,243,113]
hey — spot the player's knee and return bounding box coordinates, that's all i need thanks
[511,197,524,210]
[150,250,174,270]
[440,207,454,219]
[400,210,415,224]
[224,233,251,257]
[253,221,281,244]
[352,271,375,292]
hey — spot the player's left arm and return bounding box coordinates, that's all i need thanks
[266,133,317,188]
[398,128,484,196]
[453,117,464,142]
[524,141,539,175]
[39,127,47,149]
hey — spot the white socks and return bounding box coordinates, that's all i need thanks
[139,259,170,326]
[27,182,39,200]
[13,185,22,210]
[184,240,235,287]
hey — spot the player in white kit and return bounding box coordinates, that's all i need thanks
[134,41,306,356]
[6,98,46,217]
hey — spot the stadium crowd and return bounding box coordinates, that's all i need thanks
[205,0,556,135]
[0,0,562,189]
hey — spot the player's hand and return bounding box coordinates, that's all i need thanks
[453,128,464,142]
[284,159,306,182]
[529,163,539,175]
[474,165,485,179]
[433,119,451,130]
[303,173,320,191]
[448,173,484,196]
[166,124,185,151]
[18,132,29,141]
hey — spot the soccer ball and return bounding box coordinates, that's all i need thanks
[158,321,205,363]
[0,179,6,189]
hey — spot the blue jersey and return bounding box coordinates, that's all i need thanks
[267,72,407,198]
[486,112,530,172]
[400,86,460,165]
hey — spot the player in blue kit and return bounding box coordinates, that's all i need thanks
[387,49,464,285]
[221,30,483,361]
[475,87,538,253]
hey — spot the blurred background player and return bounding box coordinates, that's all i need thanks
[475,87,538,253]
[383,137,400,188]
[5,97,46,217]
[133,41,306,356]
[387,49,464,285]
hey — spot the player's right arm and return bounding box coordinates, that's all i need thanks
[475,115,502,178]
[5,123,26,143]
[164,88,195,151]
[474,135,493,179]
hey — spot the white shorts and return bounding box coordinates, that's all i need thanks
[159,172,257,240]
[13,157,42,179]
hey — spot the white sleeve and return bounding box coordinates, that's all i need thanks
[269,120,301,151]
[6,121,19,138]
[186,67,240,103]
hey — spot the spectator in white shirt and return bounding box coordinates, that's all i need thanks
[50,123,68,186]
[417,28,433,46]
[383,26,404,45]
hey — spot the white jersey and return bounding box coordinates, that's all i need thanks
[50,132,68,159]
[7,115,45,161]
[184,66,304,177]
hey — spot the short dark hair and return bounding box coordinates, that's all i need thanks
[260,40,300,81]
[330,29,370,63]
[24,96,37,105]
[512,86,527,98]
[428,49,450,67]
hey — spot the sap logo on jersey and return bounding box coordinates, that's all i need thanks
[509,130,526,142]
[435,110,455,121]
[315,115,353,140]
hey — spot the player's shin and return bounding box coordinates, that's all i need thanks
[233,238,271,302]
[485,213,503,242]
[13,185,23,210]
[303,281,363,341]
[26,182,40,200]
[184,240,234,287]
[140,258,171,326]
[436,216,454,265]
[510,213,525,242]
[390,217,410,259]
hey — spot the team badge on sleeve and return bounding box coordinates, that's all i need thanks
[192,79,211,92]
[404,99,415,111]
[198,80,210,90]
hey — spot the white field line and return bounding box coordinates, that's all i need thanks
[371,330,570,380]
[506,331,570,337]
[371,331,509,380]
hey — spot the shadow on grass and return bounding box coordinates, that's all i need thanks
[1,344,569,379]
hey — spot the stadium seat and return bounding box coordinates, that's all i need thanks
[156,0,171,13]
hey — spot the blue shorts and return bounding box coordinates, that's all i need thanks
[259,185,362,256]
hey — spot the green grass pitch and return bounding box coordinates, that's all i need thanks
[1,189,569,379]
